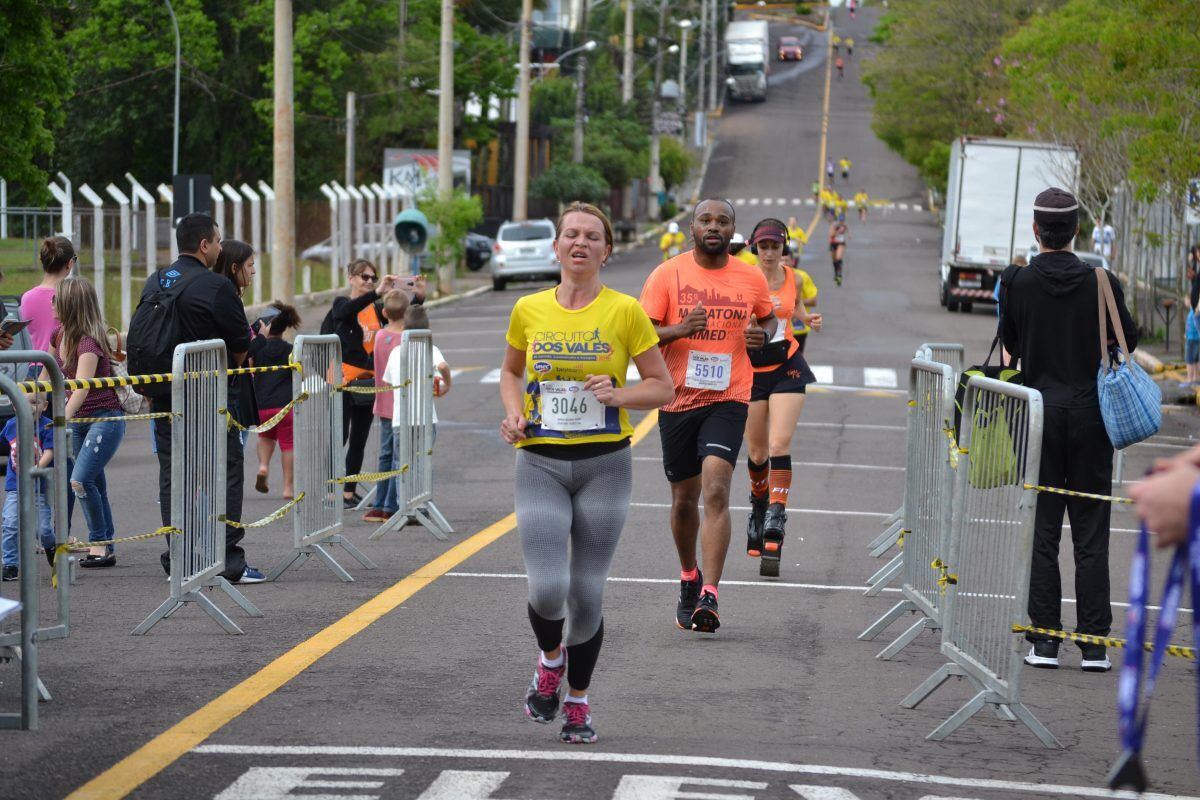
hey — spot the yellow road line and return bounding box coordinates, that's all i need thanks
[69,407,662,799]
[805,23,834,243]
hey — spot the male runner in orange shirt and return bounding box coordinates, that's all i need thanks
[640,198,777,633]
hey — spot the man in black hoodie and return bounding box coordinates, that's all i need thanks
[1000,187,1138,673]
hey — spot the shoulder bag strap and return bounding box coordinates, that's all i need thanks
[1096,267,1130,360]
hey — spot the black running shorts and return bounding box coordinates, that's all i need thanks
[657,401,749,482]
[751,348,817,401]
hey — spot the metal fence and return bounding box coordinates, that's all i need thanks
[267,335,376,581]
[916,342,965,382]
[133,341,262,635]
[900,376,1060,748]
[859,359,956,659]
[0,352,72,724]
[370,330,452,541]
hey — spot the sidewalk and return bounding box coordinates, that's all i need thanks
[1132,339,1200,407]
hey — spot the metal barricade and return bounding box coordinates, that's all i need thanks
[371,330,452,540]
[267,335,376,581]
[917,342,965,382]
[0,374,42,729]
[133,341,262,635]
[0,352,72,714]
[900,376,1060,748]
[859,359,955,658]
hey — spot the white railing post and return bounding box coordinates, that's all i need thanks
[126,175,157,275]
[104,184,133,325]
[361,184,381,267]
[209,187,225,238]
[78,184,106,302]
[1,178,6,239]
[239,183,263,305]
[331,182,352,287]
[256,181,275,256]
[54,172,74,241]
[221,183,243,243]
[345,184,365,273]
[368,183,388,269]
[157,184,178,262]
[319,183,339,295]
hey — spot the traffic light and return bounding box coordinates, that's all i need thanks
[394,208,429,254]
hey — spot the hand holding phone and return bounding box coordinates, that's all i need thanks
[0,318,31,337]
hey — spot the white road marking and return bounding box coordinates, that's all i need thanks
[805,198,815,206]
[792,787,862,800]
[191,746,1200,799]
[733,198,745,205]
[809,384,906,396]
[763,198,774,206]
[632,457,903,472]
[810,365,834,384]
[777,198,788,206]
[749,198,761,206]
[899,203,909,210]
[797,421,906,432]
[416,770,509,800]
[214,767,405,800]
[614,776,768,799]
[791,198,802,205]
[862,368,898,388]
[914,205,924,212]
[480,368,502,384]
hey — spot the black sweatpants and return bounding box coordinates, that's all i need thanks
[1026,403,1113,645]
[154,398,247,582]
[342,399,375,495]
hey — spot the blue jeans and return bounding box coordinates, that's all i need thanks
[373,418,399,514]
[1,485,54,567]
[67,410,125,547]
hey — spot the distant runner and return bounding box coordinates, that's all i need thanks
[659,221,685,262]
[639,198,777,633]
[854,191,870,220]
[785,215,809,261]
[839,157,852,182]
[830,214,849,286]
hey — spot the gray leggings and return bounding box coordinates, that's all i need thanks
[515,446,632,646]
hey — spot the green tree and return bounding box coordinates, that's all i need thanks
[417,185,483,295]
[658,136,693,191]
[531,162,609,206]
[0,1,72,199]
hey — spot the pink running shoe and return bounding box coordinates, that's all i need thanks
[523,657,565,723]
[560,700,597,744]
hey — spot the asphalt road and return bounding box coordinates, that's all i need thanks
[4,7,1200,800]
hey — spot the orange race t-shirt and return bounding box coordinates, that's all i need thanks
[640,251,774,412]
[342,305,383,383]
[752,267,801,373]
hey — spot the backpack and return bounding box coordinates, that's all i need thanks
[127,268,193,398]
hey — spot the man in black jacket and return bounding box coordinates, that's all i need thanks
[1000,187,1138,673]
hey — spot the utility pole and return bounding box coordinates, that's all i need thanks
[437,0,455,295]
[697,0,707,116]
[514,0,533,222]
[164,0,180,176]
[678,20,691,120]
[621,0,634,104]
[573,0,590,163]
[648,0,668,220]
[272,0,295,303]
[709,0,718,112]
[345,91,356,187]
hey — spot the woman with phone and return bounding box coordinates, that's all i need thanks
[321,260,425,508]
[48,277,125,567]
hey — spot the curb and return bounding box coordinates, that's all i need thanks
[1133,349,1165,374]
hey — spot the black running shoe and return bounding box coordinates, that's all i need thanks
[691,591,720,633]
[523,657,566,723]
[560,700,597,744]
[760,503,787,578]
[675,568,703,629]
[746,494,768,557]
[1023,640,1060,669]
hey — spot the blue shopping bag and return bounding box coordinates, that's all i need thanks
[1095,269,1160,449]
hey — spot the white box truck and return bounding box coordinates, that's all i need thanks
[939,136,1079,312]
[725,20,769,102]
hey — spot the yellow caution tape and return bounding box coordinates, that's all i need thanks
[329,466,410,485]
[907,400,917,407]
[1012,624,1195,660]
[896,529,907,549]
[220,493,304,529]
[221,393,308,433]
[71,412,176,424]
[931,558,957,595]
[943,426,960,469]
[1022,483,1134,505]
[336,381,408,395]
[20,363,300,394]
[51,526,182,587]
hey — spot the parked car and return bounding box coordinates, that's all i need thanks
[301,225,493,271]
[1023,243,1110,271]
[778,36,803,61]
[490,219,558,291]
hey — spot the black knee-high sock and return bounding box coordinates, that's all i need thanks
[528,604,564,653]
[565,619,604,692]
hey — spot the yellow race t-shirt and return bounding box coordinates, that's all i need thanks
[505,286,659,447]
[792,269,819,335]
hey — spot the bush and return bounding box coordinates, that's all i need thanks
[531,162,610,206]
[658,137,696,191]
[795,3,813,15]
[417,185,483,293]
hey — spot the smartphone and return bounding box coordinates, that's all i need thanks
[399,276,418,289]
[253,307,282,330]
[0,318,31,337]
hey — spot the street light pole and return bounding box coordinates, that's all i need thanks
[572,0,590,164]
[164,0,180,176]
[272,0,295,303]
[709,0,719,111]
[677,20,692,121]
[437,0,455,294]
[345,91,356,187]
[697,2,707,116]
[514,0,533,222]
[621,0,634,104]
[648,0,670,220]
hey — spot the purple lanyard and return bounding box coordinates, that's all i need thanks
[1109,481,1200,791]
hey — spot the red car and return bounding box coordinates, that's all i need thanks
[778,36,803,61]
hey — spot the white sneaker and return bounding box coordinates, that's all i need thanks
[1081,653,1112,672]
[1024,643,1059,668]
